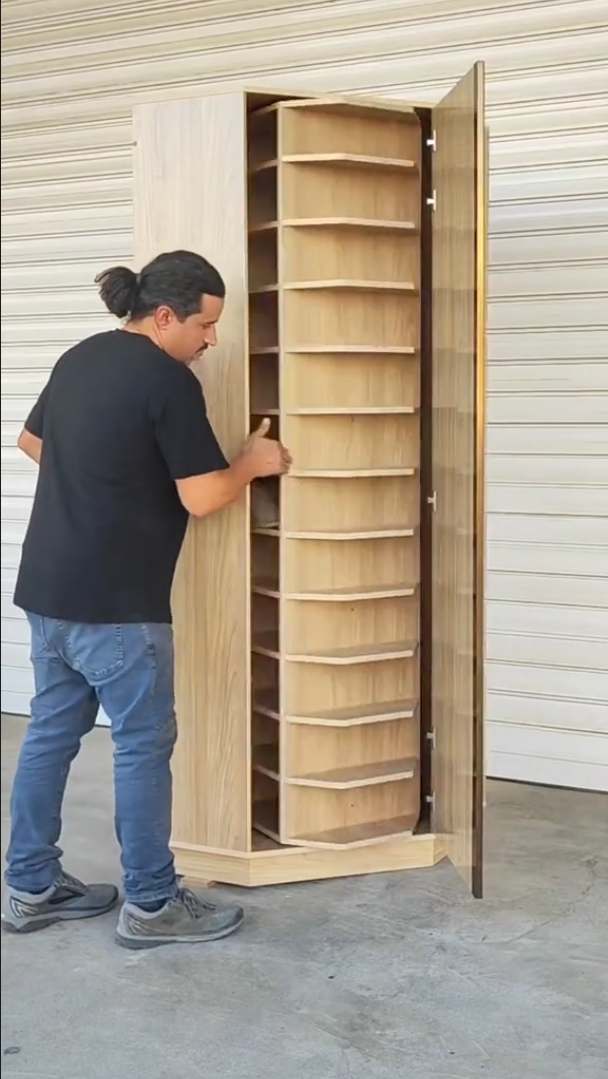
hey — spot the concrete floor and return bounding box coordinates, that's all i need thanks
[1,714,607,1079]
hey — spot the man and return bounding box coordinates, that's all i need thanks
[2,249,291,949]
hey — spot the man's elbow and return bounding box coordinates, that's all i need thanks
[176,469,238,518]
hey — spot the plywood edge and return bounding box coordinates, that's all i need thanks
[173,834,443,887]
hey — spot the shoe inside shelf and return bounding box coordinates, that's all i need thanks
[248,96,422,851]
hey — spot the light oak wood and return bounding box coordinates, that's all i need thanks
[174,831,442,887]
[430,63,486,894]
[133,94,251,852]
[282,152,418,172]
[276,154,423,858]
[131,80,485,891]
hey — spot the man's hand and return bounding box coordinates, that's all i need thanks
[176,418,292,518]
[241,418,292,478]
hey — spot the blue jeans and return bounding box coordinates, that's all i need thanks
[5,613,178,906]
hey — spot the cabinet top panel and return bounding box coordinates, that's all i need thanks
[245,90,421,122]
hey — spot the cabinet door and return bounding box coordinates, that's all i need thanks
[430,62,486,897]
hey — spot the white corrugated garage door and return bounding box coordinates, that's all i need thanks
[2,0,607,790]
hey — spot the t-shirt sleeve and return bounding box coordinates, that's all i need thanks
[153,367,229,480]
[24,381,51,439]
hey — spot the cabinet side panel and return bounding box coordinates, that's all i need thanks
[133,95,251,852]
[431,64,485,894]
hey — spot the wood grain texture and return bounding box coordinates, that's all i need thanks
[430,63,486,893]
[173,831,441,887]
[133,94,251,852]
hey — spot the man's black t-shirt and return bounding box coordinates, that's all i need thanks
[13,329,229,624]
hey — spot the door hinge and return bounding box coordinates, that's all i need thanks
[427,490,437,512]
[426,729,436,749]
[426,189,437,211]
[426,130,436,151]
[425,792,435,809]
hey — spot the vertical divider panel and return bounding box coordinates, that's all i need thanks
[248,100,282,845]
[133,93,251,853]
[277,104,288,842]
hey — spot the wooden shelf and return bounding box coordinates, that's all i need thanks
[288,468,417,478]
[286,346,417,354]
[252,631,280,659]
[282,217,417,233]
[249,220,278,233]
[251,577,280,598]
[284,280,417,293]
[252,696,419,728]
[290,641,417,665]
[282,152,417,172]
[252,691,280,721]
[287,699,418,728]
[291,814,418,850]
[252,525,417,540]
[253,744,279,780]
[250,281,416,295]
[252,799,281,843]
[249,158,278,174]
[282,583,417,602]
[288,757,417,789]
[285,407,417,415]
[252,346,417,356]
[252,634,417,665]
[253,581,416,601]
[256,99,416,122]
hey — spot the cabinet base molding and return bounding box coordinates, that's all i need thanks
[173,833,444,888]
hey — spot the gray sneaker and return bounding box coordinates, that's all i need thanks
[116,887,244,949]
[2,870,119,934]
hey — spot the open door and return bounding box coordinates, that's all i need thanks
[430,63,486,897]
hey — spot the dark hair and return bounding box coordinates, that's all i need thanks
[95,249,226,321]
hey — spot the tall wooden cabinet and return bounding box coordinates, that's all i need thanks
[133,64,486,897]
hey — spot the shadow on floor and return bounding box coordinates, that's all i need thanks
[1,713,607,1079]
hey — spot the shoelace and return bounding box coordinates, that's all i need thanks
[178,887,218,916]
[56,870,86,894]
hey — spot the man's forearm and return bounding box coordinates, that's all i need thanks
[17,428,43,465]
[176,453,257,518]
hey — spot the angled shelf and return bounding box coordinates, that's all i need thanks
[283,642,419,665]
[288,816,419,850]
[279,583,417,602]
[287,757,417,789]
[250,280,417,294]
[252,525,418,540]
[253,744,280,780]
[282,152,418,172]
[252,635,418,665]
[282,217,418,233]
[286,699,419,728]
[285,407,418,415]
[288,468,417,478]
[286,345,417,354]
[284,280,417,292]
